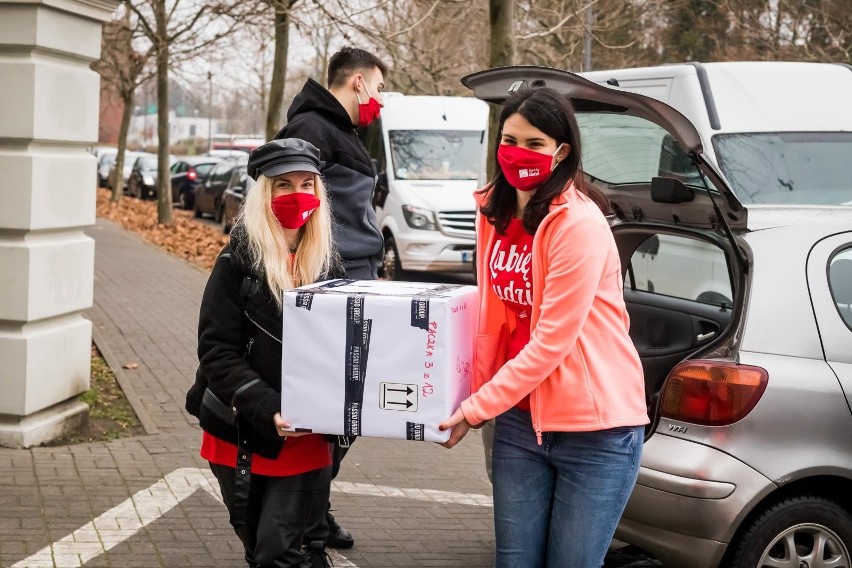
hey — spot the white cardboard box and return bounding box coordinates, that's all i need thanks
[281,279,477,443]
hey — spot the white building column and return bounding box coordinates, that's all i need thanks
[0,0,119,447]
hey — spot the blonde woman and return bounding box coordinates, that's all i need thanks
[187,139,338,568]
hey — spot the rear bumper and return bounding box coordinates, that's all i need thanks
[616,433,774,568]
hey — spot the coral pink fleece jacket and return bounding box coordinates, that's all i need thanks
[459,183,649,440]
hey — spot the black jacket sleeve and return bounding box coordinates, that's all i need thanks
[197,254,280,439]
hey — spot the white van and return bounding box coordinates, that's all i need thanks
[581,61,852,206]
[580,62,852,305]
[360,95,489,279]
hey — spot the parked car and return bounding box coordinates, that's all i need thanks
[464,66,852,568]
[127,153,159,199]
[170,156,221,210]
[107,151,142,192]
[193,155,248,221]
[205,148,250,159]
[221,165,253,234]
[97,150,117,188]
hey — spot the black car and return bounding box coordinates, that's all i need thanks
[221,165,254,234]
[170,157,221,210]
[127,154,159,200]
[193,155,248,222]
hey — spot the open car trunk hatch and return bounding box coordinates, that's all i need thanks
[461,66,748,231]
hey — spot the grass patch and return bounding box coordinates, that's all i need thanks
[43,345,145,446]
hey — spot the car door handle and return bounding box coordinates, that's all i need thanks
[697,331,716,342]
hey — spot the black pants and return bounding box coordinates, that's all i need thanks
[210,462,329,568]
[302,438,353,545]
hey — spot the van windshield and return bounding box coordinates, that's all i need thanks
[389,130,483,181]
[713,132,852,205]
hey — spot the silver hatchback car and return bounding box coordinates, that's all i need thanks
[464,67,852,568]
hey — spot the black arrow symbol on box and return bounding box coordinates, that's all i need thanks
[387,386,414,395]
[387,400,414,408]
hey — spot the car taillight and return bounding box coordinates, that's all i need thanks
[187,169,197,181]
[660,361,768,426]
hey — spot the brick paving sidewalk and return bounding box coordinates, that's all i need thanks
[0,218,494,568]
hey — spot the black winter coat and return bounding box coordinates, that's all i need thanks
[186,226,289,459]
[275,78,383,279]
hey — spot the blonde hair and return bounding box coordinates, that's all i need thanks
[238,172,337,306]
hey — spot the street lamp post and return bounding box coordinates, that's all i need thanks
[193,108,199,155]
[207,71,213,154]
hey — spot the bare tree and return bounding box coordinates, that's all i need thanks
[486,0,516,178]
[129,0,257,224]
[266,0,300,140]
[93,3,153,203]
[307,0,489,96]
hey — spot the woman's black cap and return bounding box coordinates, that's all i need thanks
[247,138,321,181]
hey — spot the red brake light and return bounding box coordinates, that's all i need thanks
[187,168,197,181]
[660,361,768,426]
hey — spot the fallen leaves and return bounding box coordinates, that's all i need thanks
[96,188,228,270]
[122,362,139,370]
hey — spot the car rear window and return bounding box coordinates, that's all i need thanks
[195,163,217,176]
[713,132,852,206]
[576,113,715,190]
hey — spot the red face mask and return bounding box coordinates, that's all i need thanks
[497,144,564,191]
[271,193,320,229]
[356,81,382,127]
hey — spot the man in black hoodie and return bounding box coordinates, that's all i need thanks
[275,47,387,556]
[275,47,386,280]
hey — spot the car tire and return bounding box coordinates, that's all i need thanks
[726,495,852,568]
[179,190,191,210]
[380,236,404,281]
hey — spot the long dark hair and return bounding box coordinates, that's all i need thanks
[479,87,608,235]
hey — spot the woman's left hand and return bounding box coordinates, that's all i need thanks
[439,408,472,449]
[274,412,308,437]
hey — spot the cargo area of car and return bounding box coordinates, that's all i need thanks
[611,224,740,422]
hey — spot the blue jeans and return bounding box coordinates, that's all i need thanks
[491,407,643,568]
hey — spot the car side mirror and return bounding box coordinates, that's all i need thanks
[651,176,694,204]
[373,171,389,209]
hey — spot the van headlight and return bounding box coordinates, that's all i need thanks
[143,175,155,186]
[402,205,437,231]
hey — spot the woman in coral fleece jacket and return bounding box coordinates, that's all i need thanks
[440,87,649,568]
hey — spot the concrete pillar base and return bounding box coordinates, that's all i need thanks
[0,399,89,449]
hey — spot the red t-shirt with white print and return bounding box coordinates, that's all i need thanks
[489,218,534,411]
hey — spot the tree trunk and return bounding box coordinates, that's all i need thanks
[154,45,172,225]
[265,2,292,141]
[111,91,135,203]
[486,0,516,179]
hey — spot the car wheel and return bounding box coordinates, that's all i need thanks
[380,236,403,281]
[727,496,852,568]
